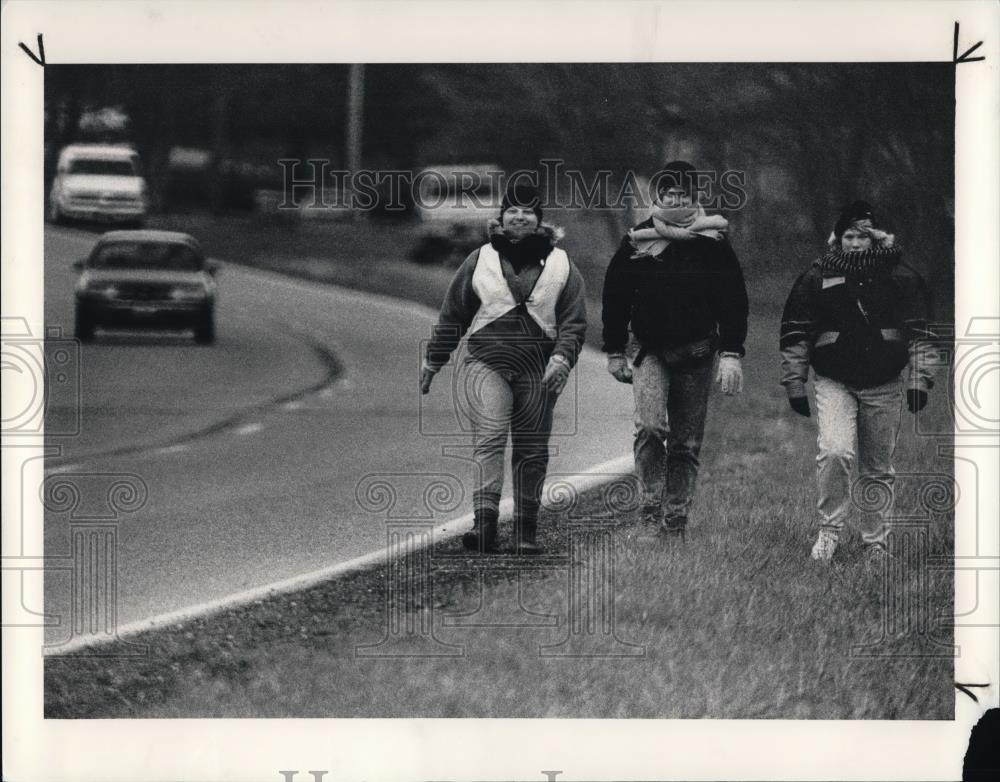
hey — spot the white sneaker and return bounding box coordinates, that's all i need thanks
[810,529,839,561]
[864,542,889,570]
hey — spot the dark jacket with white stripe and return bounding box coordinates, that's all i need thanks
[780,247,936,394]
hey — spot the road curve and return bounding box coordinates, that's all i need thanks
[41,225,635,645]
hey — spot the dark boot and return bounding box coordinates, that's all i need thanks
[657,514,687,542]
[462,510,498,553]
[514,517,543,555]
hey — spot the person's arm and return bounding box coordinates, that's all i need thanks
[895,264,940,404]
[601,235,637,354]
[424,249,482,372]
[779,268,819,404]
[711,237,749,357]
[552,263,588,368]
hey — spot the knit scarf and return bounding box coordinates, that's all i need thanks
[819,245,901,275]
[629,202,729,258]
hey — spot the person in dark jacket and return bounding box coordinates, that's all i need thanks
[780,200,937,563]
[421,183,587,554]
[602,160,749,537]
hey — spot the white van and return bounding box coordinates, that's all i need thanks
[49,144,148,226]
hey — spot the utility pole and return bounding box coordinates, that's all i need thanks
[346,63,365,216]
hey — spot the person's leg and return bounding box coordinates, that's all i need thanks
[510,371,556,553]
[813,374,859,558]
[856,376,903,548]
[632,351,670,517]
[662,355,714,530]
[458,358,513,551]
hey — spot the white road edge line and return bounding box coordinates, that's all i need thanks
[44,454,634,656]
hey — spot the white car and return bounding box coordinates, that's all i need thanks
[49,144,148,226]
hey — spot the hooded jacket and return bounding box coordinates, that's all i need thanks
[424,222,587,376]
[601,216,749,356]
[779,243,937,393]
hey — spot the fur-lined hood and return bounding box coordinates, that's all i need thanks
[487,219,565,245]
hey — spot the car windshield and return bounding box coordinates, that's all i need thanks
[68,158,137,176]
[90,242,203,271]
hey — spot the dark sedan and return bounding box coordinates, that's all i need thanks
[74,230,218,344]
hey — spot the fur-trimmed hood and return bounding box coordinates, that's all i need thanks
[485,219,566,269]
[487,219,565,245]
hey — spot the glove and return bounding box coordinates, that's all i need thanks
[542,354,571,394]
[788,395,811,417]
[715,354,743,395]
[420,366,437,395]
[607,353,633,384]
[906,389,928,413]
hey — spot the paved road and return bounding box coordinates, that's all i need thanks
[41,224,634,644]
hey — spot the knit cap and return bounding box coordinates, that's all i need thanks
[655,160,698,197]
[500,182,543,223]
[833,200,878,238]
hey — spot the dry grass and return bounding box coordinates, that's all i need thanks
[46,211,954,719]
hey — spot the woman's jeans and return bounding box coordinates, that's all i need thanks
[813,373,902,545]
[458,357,556,528]
[632,350,714,526]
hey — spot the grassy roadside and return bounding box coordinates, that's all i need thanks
[46,210,954,718]
[45,414,954,718]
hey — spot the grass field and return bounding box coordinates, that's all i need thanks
[45,210,955,718]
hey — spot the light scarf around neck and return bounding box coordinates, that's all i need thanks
[628,202,729,258]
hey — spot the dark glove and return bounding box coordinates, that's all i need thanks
[420,367,436,395]
[607,353,633,384]
[788,395,811,418]
[906,389,928,413]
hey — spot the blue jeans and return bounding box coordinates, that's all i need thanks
[632,350,714,526]
[457,357,556,527]
[814,373,902,545]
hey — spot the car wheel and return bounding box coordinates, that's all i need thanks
[74,307,95,343]
[48,199,64,225]
[193,310,215,345]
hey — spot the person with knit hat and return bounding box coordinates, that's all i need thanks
[602,160,749,539]
[421,181,587,555]
[779,200,938,564]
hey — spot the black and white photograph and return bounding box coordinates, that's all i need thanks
[3,1,998,781]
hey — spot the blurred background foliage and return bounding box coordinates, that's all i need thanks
[45,63,954,309]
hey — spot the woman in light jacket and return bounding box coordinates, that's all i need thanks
[421,183,587,554]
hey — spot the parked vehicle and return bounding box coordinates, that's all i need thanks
[409,164,501,264]
[73,231,218,344]
[49,144,148,226]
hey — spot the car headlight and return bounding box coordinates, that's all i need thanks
[87,284,119,298]
[169,284,207,300]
